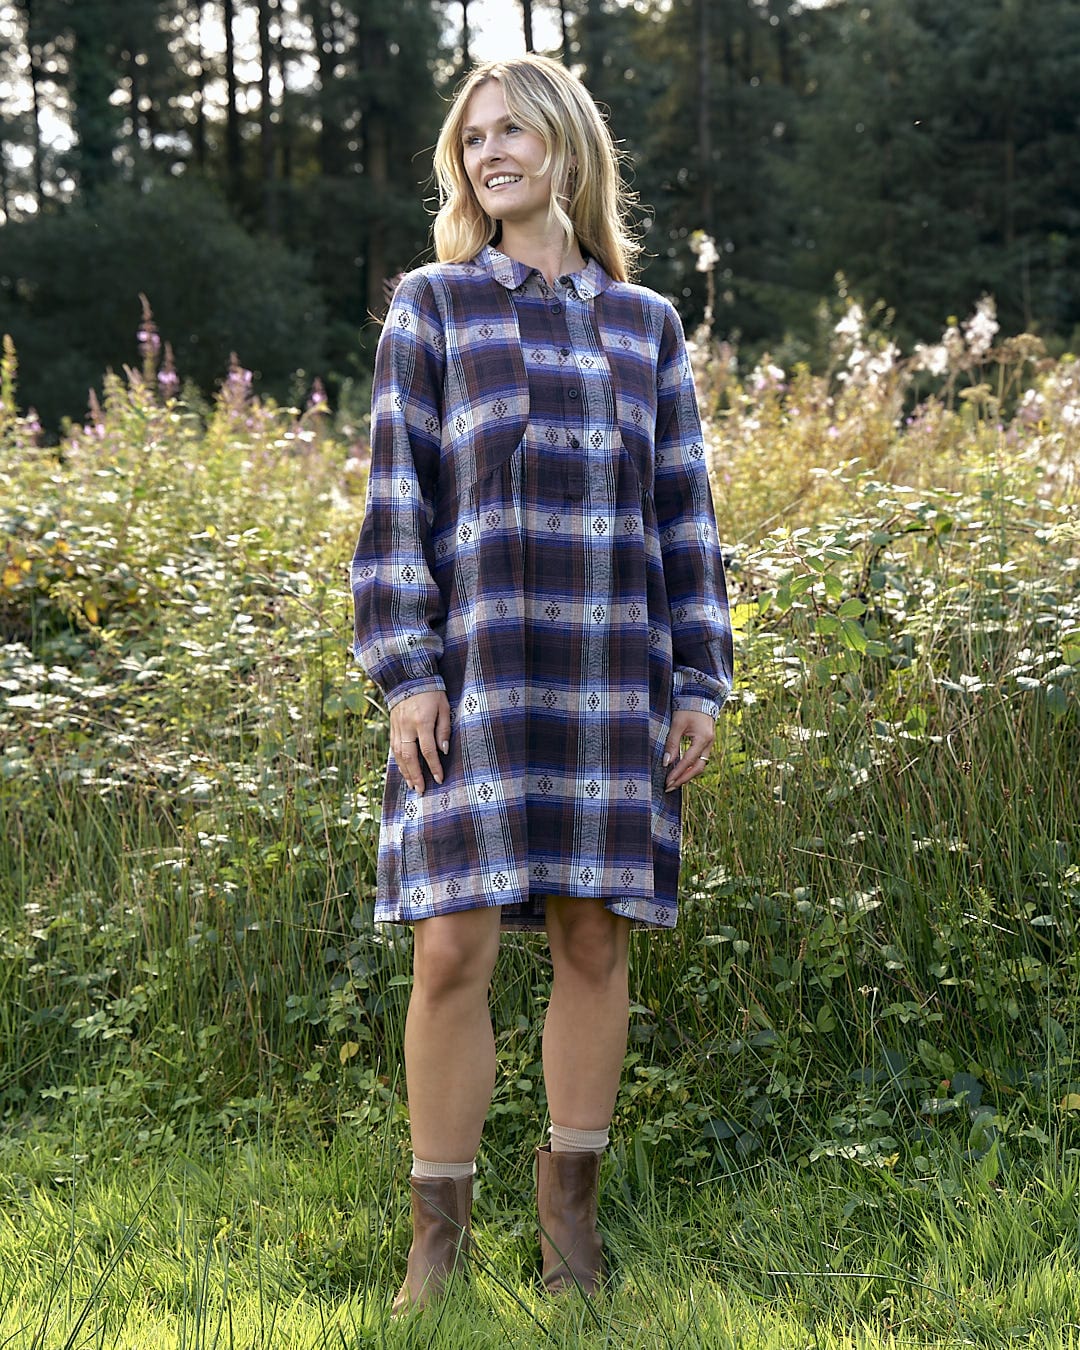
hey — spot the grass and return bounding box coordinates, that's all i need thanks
[0,297,1078,1344]
[2,1121,1080,1347]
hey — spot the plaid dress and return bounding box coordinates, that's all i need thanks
[351,246,732,928]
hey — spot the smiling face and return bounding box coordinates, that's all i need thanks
[461,80,555,232]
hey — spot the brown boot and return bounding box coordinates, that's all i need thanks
[391,1174,473,1316]
[536,1144,604,1295]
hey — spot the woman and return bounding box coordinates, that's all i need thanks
[351,54,732,1312]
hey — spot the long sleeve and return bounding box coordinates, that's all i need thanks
[351,272,448,709]
[653,302,734,717]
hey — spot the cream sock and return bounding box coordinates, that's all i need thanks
[549,1123,609,1154]
[411,1155,476,1180]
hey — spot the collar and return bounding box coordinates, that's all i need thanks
[475,245,612,300]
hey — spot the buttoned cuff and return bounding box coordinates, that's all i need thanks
[384,673,447,710]
[672,693,721,720]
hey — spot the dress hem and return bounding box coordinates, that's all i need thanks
[373,892,677,931]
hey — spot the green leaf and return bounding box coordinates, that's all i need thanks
[839,618,868,653]
[950,1073,983,1106]
[731,602,756,632]
[1045,684,1069,717]
[735,1130,762,1157]
[905,706,928,734]
[703,1118,740,1141]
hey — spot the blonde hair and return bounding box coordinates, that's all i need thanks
[432,55,640,283]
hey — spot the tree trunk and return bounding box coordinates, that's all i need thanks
[773,0,791,87]
[192,1,207,169]
[308,0,343,176]
[360,15,389,319]
[0,130,10,221]
[698,0,713,238]
[461,0,471,66]
[521,0,534,52]
[128,44,142,161]
[68,5,122,197]
[578,0,602,89]
[275,2,293,188]
[223,0,242,194]
[558,0,569,56]
[741,3,754,85]
[16,0,46,209]
[257,0,277,233]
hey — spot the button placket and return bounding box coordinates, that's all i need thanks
[529,276,585,479]
[562,293,608,474]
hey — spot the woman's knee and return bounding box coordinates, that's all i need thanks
[547,901,629,989]
[412,910,501,1004]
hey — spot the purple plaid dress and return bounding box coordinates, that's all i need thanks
[351,246,732,928]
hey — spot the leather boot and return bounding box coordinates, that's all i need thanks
[391,1174,473,1316]
[536,1144,604,1295]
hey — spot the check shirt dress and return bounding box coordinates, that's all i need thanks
[351,246,733,929]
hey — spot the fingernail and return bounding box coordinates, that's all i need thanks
[663,753,671,767]
[440,741,449,754]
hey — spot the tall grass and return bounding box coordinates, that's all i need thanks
[0,297,1078,1343]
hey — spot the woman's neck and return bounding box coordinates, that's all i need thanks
[496,223,585,288]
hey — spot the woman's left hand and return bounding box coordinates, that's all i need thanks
[663,709,717,791]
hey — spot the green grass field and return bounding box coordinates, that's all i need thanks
[4,1125,1080,1347]
[1,303,1078,1346]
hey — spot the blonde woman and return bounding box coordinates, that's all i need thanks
[351,54,732,1312]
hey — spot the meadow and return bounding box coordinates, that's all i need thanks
[0,293,1078,1347]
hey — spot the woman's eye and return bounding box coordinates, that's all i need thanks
[506,124,521,134]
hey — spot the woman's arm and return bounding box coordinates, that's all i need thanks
[351,272,448,710]
[653,301,734,721]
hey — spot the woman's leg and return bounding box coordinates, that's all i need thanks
[537,898,630,1294]
[404,906,503,1161]
[542,897,631,1128]
[393,907,502,1314]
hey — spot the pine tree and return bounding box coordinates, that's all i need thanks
[785,0,1080,344]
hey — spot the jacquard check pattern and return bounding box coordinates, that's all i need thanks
[351,247,733,928]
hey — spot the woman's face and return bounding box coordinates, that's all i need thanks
[461,81,555,230]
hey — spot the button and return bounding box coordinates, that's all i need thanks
[559,347,571,357]
[567,388,579,400]
[569,437,580,448]
[551,303,563,315]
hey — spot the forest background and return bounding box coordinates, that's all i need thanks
[1,2,1080,1346]
[2,0,1080,431]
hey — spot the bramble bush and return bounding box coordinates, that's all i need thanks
[0,288,1078,1196]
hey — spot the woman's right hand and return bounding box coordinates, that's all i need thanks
[389,690,452,794]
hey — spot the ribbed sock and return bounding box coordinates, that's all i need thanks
[549,1123,609,1154]
[411,1155,476,1180]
